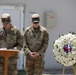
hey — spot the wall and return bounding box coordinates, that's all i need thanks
[25,0,76,69]
[0,0,26,4]
[0,0,76,69]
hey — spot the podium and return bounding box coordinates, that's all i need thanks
[0,49,18,75]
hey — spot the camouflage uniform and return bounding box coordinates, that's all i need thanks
[0,25,23,75]
[24,26,49,75]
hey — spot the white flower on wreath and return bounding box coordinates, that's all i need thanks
[53,32,76,66]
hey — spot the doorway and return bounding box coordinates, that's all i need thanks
[0,5,25,70]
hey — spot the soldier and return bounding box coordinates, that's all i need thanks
[23,14,49,75]
[0,13,23,75]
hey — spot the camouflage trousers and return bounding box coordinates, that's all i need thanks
[0,57,18,75]
[26,55,45,75]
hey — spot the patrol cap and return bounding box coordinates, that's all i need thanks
[31,14,40,23]
[1,13,11,24]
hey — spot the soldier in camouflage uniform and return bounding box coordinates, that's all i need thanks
[24,14,49,75]
[0,13,23,75]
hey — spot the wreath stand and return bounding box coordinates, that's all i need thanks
[62,65,76,75]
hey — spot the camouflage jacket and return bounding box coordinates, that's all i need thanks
[23,25,49,57]
[0,25,23,50]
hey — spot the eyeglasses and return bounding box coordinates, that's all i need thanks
[33,22,39,24]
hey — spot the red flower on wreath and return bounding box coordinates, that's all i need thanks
[63,44,72,53]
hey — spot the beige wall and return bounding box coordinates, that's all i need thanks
[0,0,26,4]
[0,0,76,69]
[25,0,76,69]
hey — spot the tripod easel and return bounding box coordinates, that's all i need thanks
[62,65,76,75]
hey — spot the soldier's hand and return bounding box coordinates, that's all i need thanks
[29,52,40,58]
[32,52,40,58]
[29,52,36,58]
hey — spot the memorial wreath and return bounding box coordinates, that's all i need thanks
[53,32,76,66]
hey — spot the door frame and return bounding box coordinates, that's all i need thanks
[0,4,25,70]
[0,4,25,32]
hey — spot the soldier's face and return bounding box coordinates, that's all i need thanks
[33,22,39,28]
[3,23,11,29]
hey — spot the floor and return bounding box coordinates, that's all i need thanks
[43,74,73,75]
[43,69,74,75]
[18,69,74,75]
